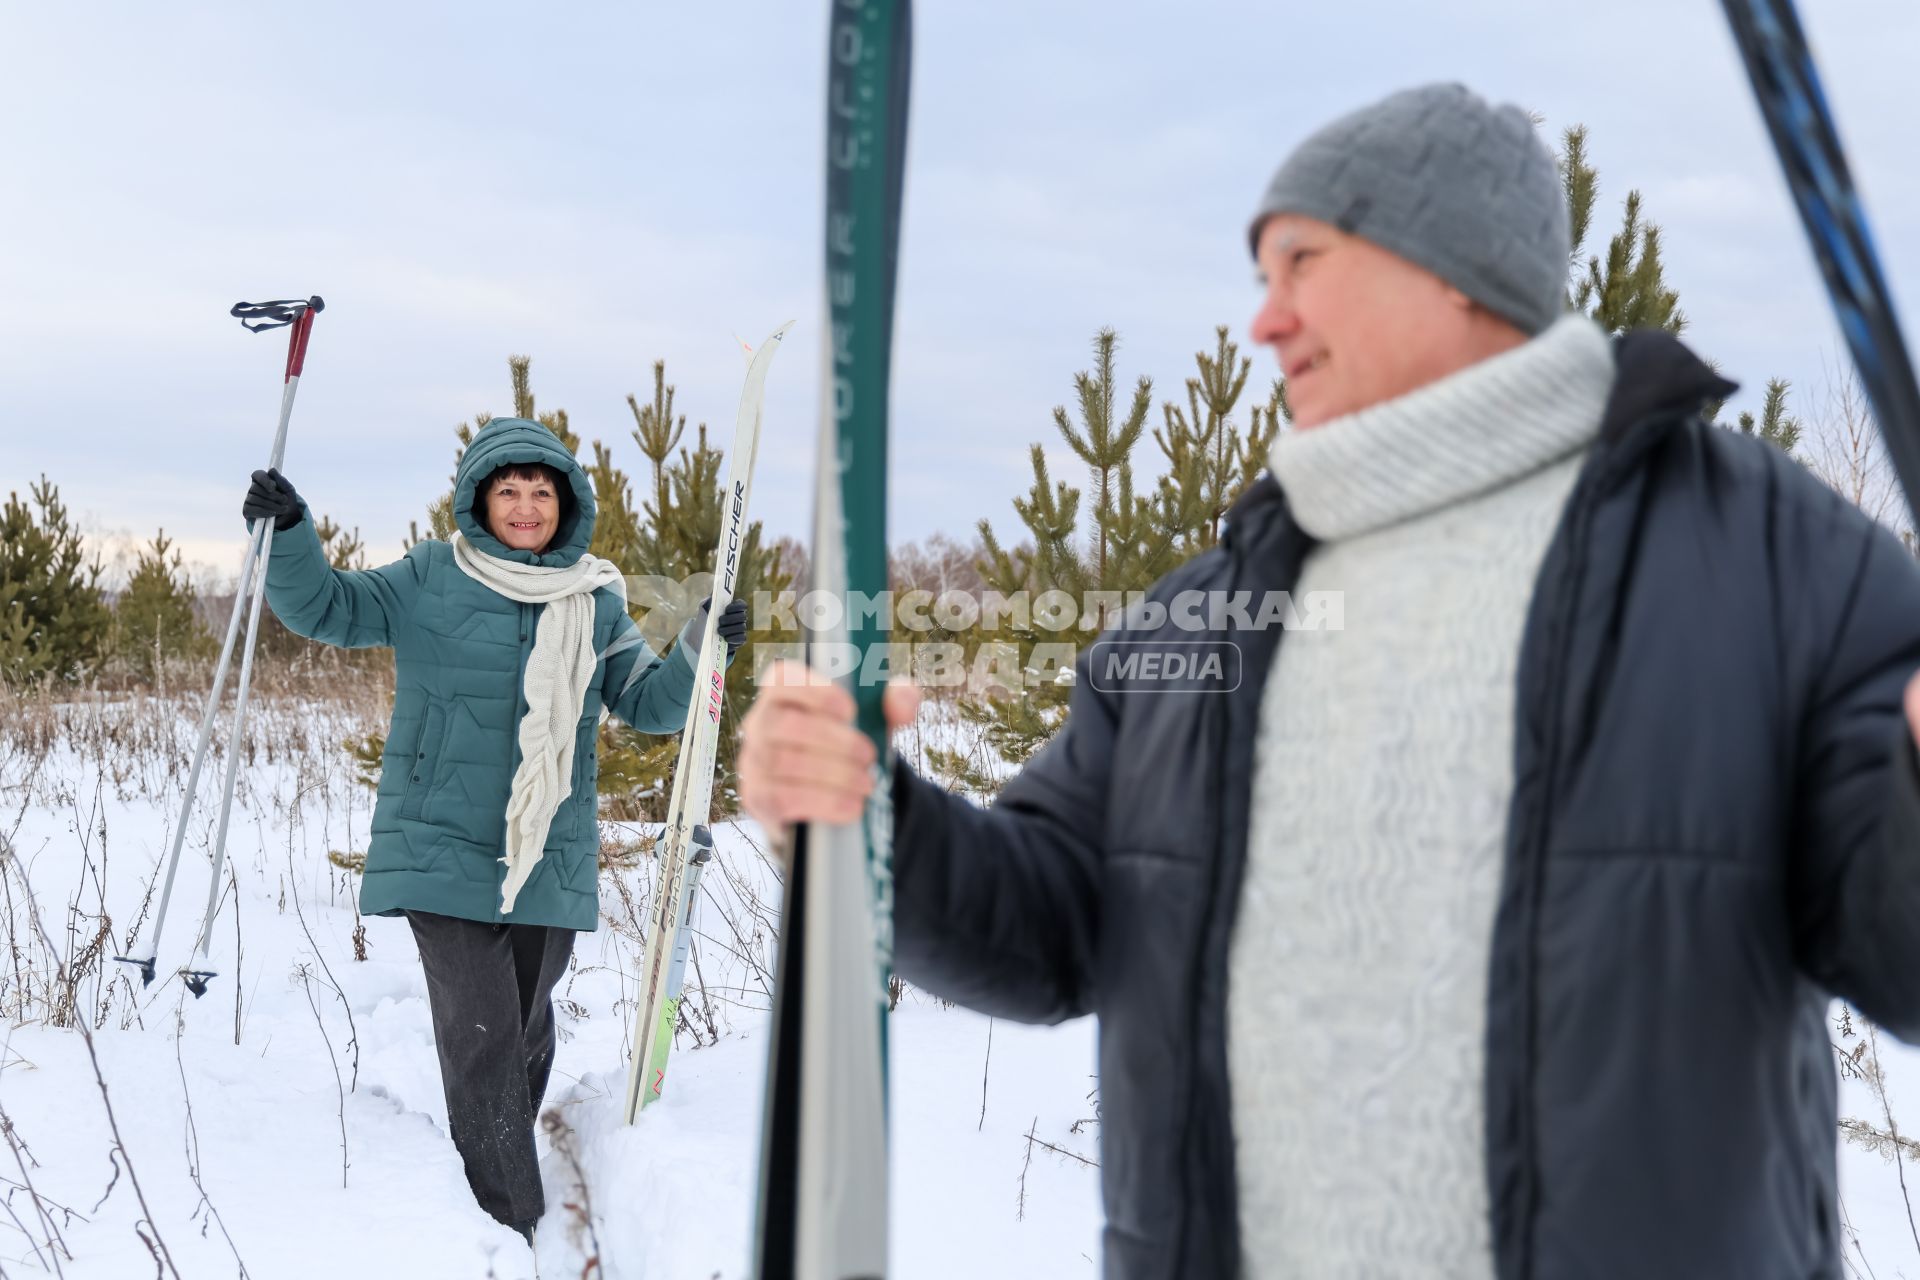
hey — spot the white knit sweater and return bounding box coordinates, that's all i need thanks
[1228,316,1616,1277]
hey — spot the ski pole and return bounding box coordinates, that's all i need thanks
[1720,0,1920,511]
[115,297,323,993]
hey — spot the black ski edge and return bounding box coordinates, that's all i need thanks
[1721,0,1920,512]
[753,829,808,1280]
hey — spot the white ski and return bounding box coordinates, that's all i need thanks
[622,320,794,1123]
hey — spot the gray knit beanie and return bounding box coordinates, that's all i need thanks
[1248,83,1570,336]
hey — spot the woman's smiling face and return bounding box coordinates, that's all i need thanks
[485,467,563,552]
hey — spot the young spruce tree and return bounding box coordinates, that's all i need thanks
[596,359,792,818]
[0,478,112,686]
[113,529,212,686]
[937,328,1284,789]
[1558,123,1800,455]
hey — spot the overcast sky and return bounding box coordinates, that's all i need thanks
[5,1,1917,584]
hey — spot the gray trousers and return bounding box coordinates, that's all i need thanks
[406,909,576,1229]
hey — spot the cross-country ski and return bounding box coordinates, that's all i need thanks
[624,319,794,1123]
[750,3,911,1277]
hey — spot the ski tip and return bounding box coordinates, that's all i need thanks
[768,318,799,342]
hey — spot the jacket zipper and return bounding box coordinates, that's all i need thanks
[1510,526,1581,1280]
[1508,424,1656,1277]
[511,601,533,776]
[1174,512,1304,1278]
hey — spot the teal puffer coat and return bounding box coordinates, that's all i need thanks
[264,418,702,930]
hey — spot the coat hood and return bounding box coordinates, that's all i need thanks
[453,418,596,567]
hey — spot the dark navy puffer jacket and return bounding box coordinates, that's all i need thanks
[891,331,1920,1278]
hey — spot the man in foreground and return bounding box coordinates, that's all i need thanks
[740,83,1920,1277]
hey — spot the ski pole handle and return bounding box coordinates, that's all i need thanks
[284,305,319,382]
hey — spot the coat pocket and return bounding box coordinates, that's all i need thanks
[398,701,447,823]
[566,722,600,846]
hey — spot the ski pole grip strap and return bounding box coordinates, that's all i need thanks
[230,296,325,333]
[229,296,325,380]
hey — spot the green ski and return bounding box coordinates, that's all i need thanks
[753,2,912,1277]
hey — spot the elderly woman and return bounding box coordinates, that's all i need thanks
[244,417,745,1243]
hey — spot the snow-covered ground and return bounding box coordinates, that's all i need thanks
[0,692,1100,1279]
[3,689,1918,1278]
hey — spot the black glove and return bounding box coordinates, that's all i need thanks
[697,596,750,653]
[242,468,304,532]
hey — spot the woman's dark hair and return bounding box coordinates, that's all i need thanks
[477,462,576,542]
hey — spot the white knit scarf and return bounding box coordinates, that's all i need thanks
[1268,314,1616,539]
[449,531,626,914]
